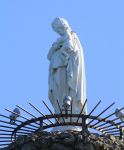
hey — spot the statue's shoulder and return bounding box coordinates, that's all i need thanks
[56,37,68,45]
[56,37,64,43]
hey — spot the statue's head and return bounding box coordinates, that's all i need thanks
[51,17,71,35]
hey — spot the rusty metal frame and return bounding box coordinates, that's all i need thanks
[0,100,124,149]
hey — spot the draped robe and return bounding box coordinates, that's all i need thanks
[47,32,86,116]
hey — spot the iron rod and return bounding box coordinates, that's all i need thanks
[16,105,40,126]
[42,100,60,124]
[29,102,44,116]
[0,129,13,133]
[109,117,120,122]
[12,133,28,138]
[110,133,120,135]
[76,99,87,123]
[70,100,73,123]
[102,127,118,132]
[16,105,37,118]
[0,144,10,146]
[0,114,24,125]
[0,129,31,135]
[0,137,11,139]
[93,107,124,128]
[56,99,65,123]
[88,100,101,116]
[99,124,117,130]
[5,109,39,128]
[16,128,35,132]
[91,118,110,128]
[115,121,124,125]
[102,107,124,120]
[0,140,12,143]
[14,131,31,134]
[93,117,122,129]
[19,125,36,131]
[29,102,53,125]
[0,119,37,131]
[105,130,119,134]
[0,125,15,129]
[42,100,53,114]
[5,108,28,120]
[43,122,48,126]
[94,117,119,129]
[0,120,18,126]
[87,102,115,126]
[0,133,11,136]
[99,120,124,130]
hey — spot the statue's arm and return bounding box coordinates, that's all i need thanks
[47,46,55,61]
[47,38,64,61]
[47,42,61,60]
[61,37,74,59]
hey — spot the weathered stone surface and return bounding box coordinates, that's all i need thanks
[2,130,124,150]
[49,143,71,150]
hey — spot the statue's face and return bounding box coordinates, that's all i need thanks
[53,26,66,36]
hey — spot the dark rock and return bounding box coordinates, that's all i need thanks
[49,143,71,150]
[3,130,124,150]
[21,143,36,150]
[75,143,94,150]
[61,137,75,145]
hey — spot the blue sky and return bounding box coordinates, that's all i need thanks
[0,0,124,122]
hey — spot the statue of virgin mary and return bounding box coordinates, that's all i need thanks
[47,18,86,130]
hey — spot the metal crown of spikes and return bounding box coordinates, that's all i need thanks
[0,99,124,149]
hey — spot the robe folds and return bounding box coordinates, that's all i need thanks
[47,32,86,115]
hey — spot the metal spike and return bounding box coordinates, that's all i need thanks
[76,99,87,123]
[92,107,124,128]
[42,100,60,124]
[16,105,37,118]
[29,102,53,125]
[87,102,115,126]
[70,99,73,123]
[0,114,38,129]
[5,109,39,128]
[88,100,101,116]
[56,99,65,123]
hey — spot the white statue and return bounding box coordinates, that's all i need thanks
[47,18,86,130]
